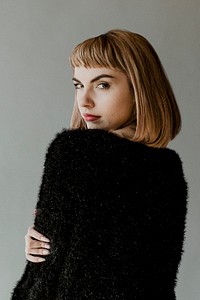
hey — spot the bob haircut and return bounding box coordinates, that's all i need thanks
[69,29,181,148]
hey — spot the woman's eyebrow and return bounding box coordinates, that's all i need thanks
[72,74,115,83]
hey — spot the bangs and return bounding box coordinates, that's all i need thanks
[69,35,125,70]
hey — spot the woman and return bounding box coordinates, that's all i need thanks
[12,29,187,299]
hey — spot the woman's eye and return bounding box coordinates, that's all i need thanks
[73,83,83,89]
[97,82,110,89]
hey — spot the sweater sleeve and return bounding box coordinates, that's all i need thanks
[11,133,71,300]
[136,150,188,297]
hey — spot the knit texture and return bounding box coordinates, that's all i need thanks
[11,128,188,300]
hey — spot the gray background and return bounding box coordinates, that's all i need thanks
[0,0,199,299]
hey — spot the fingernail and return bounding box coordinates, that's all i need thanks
[41,236,50,242]
[43,250,50,255]
[38,258,45,262]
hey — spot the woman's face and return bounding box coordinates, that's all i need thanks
[73,67,134,131]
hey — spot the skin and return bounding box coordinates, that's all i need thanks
[25,67,135,262]
[73,67,134,132]
[25,226,50,262]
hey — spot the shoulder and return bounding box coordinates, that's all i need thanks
[50,128,128,147]
[141,145,186,183]
[46,128,184,165]
[145,145,184,170]
[45,128,138,156]
[44,128,187,192]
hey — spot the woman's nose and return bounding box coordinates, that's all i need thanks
[78,89,94,108]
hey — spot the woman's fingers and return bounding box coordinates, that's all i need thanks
[25,246,50,256]
[25,225,51,263]
[26,226,50,242]
[25,238,50,250]
[25,254,46,263]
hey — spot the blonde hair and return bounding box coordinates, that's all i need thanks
[69,29,181,148]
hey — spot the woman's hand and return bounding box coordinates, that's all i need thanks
[25,226,50,263]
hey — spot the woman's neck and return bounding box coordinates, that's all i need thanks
[111,122,136,141]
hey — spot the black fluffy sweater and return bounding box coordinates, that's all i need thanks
[12,129,188,300]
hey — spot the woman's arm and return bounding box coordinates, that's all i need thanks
[12,132,71,299]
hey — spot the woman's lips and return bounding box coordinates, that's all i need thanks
[83,113,101,122]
